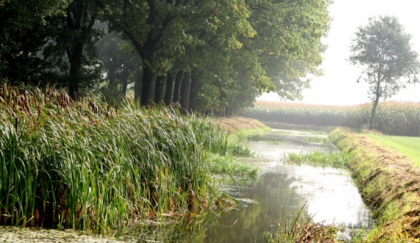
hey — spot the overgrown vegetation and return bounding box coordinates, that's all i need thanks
[243,101,420,136]
[227,144,254,157]
[264,204,343,243]
[285,151,352,168]
[329,128,420,242]
[209,154,258,179]
[0,84,239,234]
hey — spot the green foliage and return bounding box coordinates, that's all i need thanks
[349,16,420,129]
[228,144,254,157]
[285,151,353,168]
[209,154,258,179]
[349,16,420,100]
[0,84,230,233]
[1,0,332,114]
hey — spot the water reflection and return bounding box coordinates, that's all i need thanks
[204,129,372,243]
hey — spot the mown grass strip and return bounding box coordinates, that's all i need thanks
[366,133,420,168]
[329,128,420,242]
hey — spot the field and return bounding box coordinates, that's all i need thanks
[242,101,420,136]
[366,134,420,168]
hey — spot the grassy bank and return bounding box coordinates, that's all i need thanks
[217,116,271,143]
[243,101,420,136]
[0,84,232,234]
[329,128,420,242]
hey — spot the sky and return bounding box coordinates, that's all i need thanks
[258,0,420,106]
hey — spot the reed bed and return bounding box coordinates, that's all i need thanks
[243,101,420,136]
[0,84,229,233]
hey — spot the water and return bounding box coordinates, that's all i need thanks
[0,129,372,242]
[204,129,372,243]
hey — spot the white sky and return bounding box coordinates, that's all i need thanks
[258,0,420,105]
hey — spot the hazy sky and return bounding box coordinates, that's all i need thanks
[259,0,420,105]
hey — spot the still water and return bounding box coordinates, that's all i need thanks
[204,129,372,243]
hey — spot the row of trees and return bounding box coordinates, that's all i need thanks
[0,0,331,115]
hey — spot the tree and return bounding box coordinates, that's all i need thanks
[349,16,420,129]
[40,0,102,99]
[0,0,70,84]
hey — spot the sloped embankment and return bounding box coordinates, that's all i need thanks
[216,117,271,143]
[217,116,268,133]
[329,128,420,242]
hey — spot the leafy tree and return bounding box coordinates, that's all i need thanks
[96,30,142,96]
[97,0,255,106]
[0,0,70,84]
[349,16,420,129]
[42,0,102,99]
[244,0,330,100]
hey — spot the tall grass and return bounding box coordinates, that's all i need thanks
[243,101,420,136]
[0,84,229,233]
[285,151,353,168]
[264,203,342,243]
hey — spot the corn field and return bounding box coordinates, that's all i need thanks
[0,84,228,233]
[243,101,420,136]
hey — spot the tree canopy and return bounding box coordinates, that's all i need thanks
[349,16,420,129]
[0,0,331,115]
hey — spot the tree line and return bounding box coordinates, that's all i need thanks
[0,0,331,115]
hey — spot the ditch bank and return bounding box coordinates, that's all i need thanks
[216,117,271,142]
[329,128,420,242]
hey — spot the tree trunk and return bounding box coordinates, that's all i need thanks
[134,70,142,102]
[68,42,84,100]
[181,70,191,112]
[188,70,199,113]
[108,67,116,88]
[173,71,185,104]
[164,71,177,106]
[369,78,381,130]
[154,75,167,104]
[121,66,129,96]
[141,65,157,106]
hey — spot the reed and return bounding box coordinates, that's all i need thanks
[243,101,420,136]
[285,151,353,168]
[0,83,229,233]
[264,203,342,243]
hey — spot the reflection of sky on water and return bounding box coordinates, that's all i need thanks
[286,165,371,227]
[204,129,372,243]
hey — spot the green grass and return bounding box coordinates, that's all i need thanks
[0,84,234,234]
[227,144,254,157]
[329,128,420,242]
[285,150,352,168]
[227,127,271,143]
[366,134,420,168]
[209,154,258,179]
